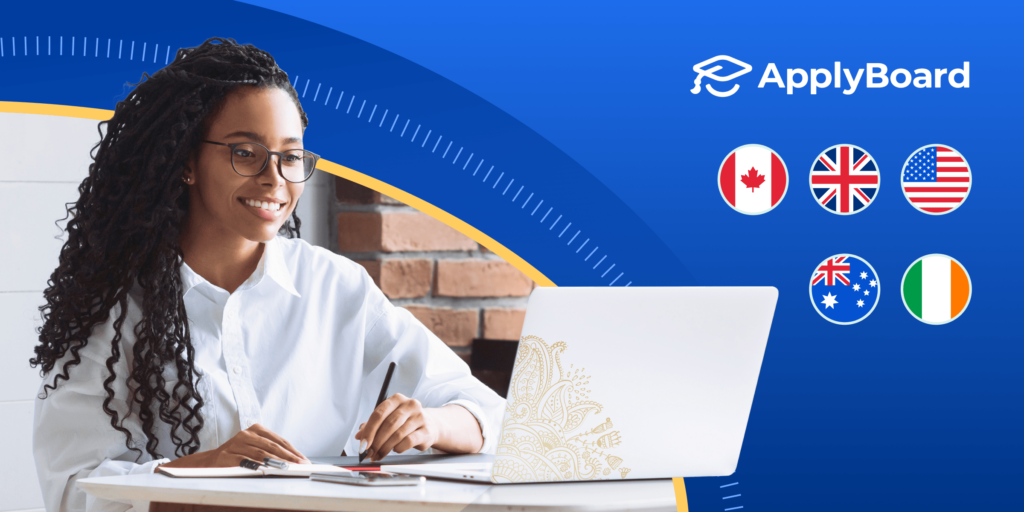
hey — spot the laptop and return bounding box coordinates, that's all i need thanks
[377,287,778,483]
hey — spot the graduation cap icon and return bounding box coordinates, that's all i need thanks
[691,55,753,97]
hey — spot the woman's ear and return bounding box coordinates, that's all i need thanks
[182,160,196,185]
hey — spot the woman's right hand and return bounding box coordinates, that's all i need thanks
[156,423,309,470]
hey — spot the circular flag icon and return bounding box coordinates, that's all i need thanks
[718,144,788,215]
[900,144,972,215]
[809,144,879,215]
[809,254,879,325]
[900,254,972,325]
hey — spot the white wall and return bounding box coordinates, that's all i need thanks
[0,111,93,511]
[294,155,331,250]
[0,112,330,509]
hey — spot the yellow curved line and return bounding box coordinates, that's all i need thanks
[315,160,554,287]
[673,477,689,512]
[0,101,556,287]
[0,101,112,120]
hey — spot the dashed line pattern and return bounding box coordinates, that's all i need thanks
[0,34,629,286]
[286,75,628,286]
[720,481,743,511]
[0,35,182,63]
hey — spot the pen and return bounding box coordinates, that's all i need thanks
[240,457,290,471]
[359,361,397,463]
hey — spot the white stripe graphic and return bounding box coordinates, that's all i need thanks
[921,255,952,323]
[733,146,773,213]
[903,192,968,198]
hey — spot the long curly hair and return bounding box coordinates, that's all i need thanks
[30,37,309,461]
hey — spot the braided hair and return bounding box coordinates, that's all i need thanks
[30,37,308,460]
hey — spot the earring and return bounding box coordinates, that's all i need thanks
[182,176,191,184]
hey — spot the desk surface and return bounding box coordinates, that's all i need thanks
[78,473,678,512]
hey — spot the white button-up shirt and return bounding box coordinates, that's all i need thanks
[32,236,505,512]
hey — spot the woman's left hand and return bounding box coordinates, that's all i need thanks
[355,393,442,462]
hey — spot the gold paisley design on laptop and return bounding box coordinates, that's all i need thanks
[493,335,630,482]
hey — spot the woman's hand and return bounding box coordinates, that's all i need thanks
[156,423,309,470]
[355,393,442,462]
[355,394,484,462]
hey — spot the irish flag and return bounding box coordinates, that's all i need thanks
[901,255,972,324]
[718,144,788,215]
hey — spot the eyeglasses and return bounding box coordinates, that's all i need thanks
[203,140,320,183]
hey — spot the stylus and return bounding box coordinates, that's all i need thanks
[359,361,397,463]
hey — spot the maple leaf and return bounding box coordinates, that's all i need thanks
[740,167,765,192]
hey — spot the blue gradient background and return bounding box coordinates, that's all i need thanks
[2,1,1020,510]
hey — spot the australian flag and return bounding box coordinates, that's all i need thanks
[810,254,879,325]
[810,145,879,214]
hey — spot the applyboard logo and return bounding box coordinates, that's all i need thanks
[692,56,970,97]
[691,56,753,97]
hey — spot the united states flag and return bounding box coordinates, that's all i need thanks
[901,145,972,214]
[810,145,879,214]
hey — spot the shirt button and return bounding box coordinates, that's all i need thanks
[232,366,242,375]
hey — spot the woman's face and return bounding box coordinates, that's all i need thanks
[185,87,306,243]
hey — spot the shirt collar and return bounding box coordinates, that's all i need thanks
[179,236,301,298]
[180,258,206,298]
[263,236,302,298]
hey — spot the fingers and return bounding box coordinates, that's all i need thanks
[392,426,431,455]
[240,424,307,463]
[369,400,413,459]
[253,434,307,463]
[249,423,308,461]
[411,428,433,452]
[357,394,404,453]
[375,413,423,459]
[369,398,423,461]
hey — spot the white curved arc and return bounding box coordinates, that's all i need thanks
[706,83,740,97]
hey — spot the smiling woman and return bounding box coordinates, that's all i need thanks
[178,87,312,293]
[29,37,504,512]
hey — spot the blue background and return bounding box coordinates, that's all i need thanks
[2,1,1020,510]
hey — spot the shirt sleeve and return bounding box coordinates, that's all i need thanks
[33,298,169,512]
[362,299,507,455]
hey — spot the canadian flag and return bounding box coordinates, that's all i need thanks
[718,145,788,214]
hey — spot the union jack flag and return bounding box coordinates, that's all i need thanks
[812,256,851,286]
[810,145,879,214]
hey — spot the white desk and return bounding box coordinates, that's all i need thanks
[78,474,679,511]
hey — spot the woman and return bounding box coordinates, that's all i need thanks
[30,37,504,512]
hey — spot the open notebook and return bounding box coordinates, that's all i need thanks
[158,463,352,478]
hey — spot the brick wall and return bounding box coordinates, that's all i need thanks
[330,177,533,368]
